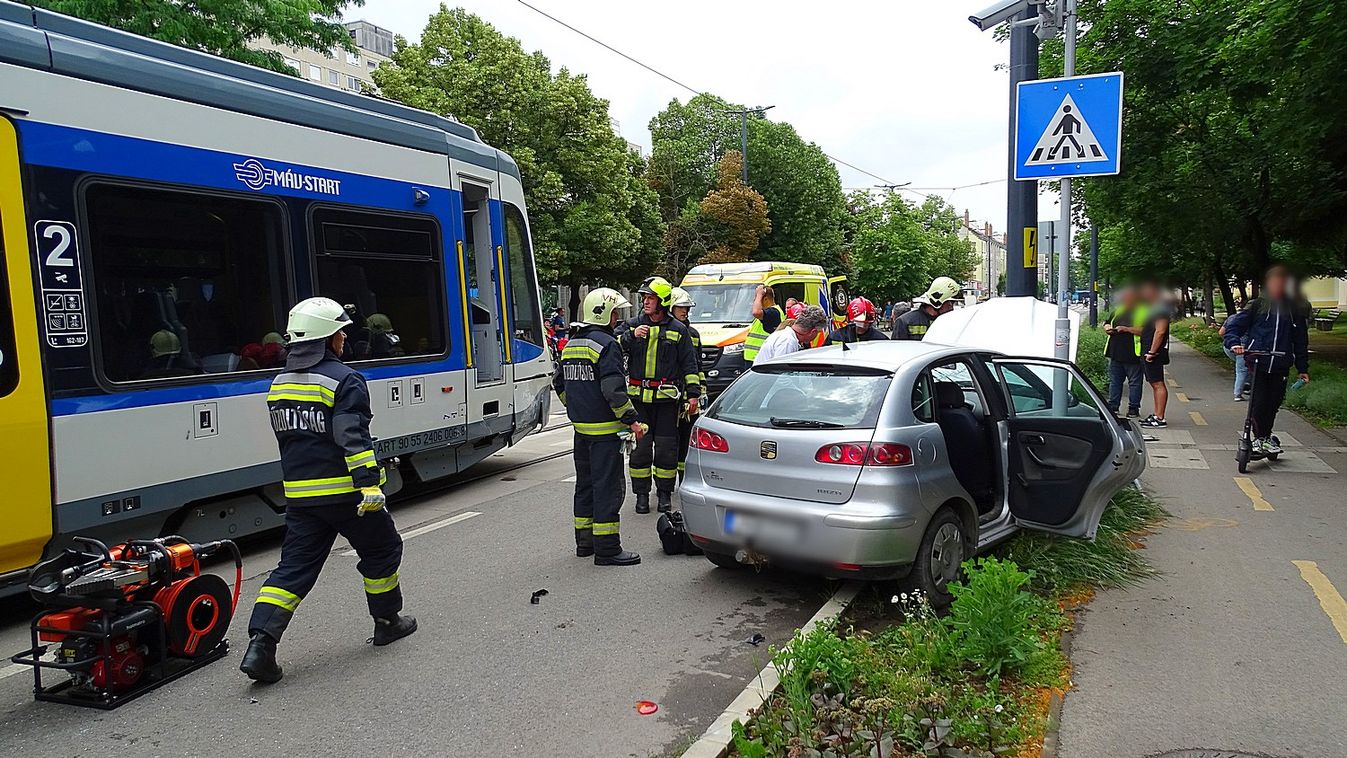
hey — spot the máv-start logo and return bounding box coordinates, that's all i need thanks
[232,158,343,196]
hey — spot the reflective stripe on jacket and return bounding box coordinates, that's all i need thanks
[268,351,383,505]
[743,305,784,362]
[552,325,640,436]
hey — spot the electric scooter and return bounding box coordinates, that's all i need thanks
[1235,349,1284,473]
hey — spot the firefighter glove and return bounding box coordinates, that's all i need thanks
[357,487,387,516]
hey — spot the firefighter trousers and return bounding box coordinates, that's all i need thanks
[572,432,625,556]
[249,500,404,642]
[677,414,695,481]
[630,399,679,496]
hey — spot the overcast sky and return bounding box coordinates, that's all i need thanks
[358,0,1062,235]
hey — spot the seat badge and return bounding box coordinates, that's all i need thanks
[760,441,777,460]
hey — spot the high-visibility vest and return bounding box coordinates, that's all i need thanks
[1104,304,1148,356]
[743,305,783,362]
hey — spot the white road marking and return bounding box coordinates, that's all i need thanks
[1146,447,1210,470]
[341,511,482,556]
[561,476,577,483]
[0,663,34,680]
[550,441,572,448]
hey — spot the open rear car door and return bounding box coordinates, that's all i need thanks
[989,357,1143,539]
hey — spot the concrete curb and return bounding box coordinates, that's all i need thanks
[679,581,863,758]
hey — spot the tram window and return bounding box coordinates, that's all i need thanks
[0,221,17,397]
[504,203,542,349]
[85,184,289,383]
[312,208,447,361]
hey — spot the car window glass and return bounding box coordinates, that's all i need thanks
[770,282,807,309]
[911,373,935,423]
[995,362,1104,419]
[708,365,893,429]
[930,360,984,416]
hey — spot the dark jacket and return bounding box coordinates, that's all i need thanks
[825,323,889,345]
[892,307,936,340]
[1222,297,1310,375]
[553,324,639,436]
[268,342,384,506]
[615,312,701,403]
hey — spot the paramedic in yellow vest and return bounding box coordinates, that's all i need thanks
[744,285,784,363]
[1102,285,1148,418]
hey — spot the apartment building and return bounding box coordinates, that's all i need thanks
[959,211,1007,297]
[251,20,394,94]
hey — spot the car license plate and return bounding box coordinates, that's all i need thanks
[724,510,798,543]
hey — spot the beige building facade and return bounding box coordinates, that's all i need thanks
[251,20,394,94]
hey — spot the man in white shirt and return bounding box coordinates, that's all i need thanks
[756,305,828,362]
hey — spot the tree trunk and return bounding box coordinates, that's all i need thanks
[568,283,582,321]
[1214,257,1236,315]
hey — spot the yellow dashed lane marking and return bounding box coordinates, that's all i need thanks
[1176,392,1190,403]
[1189,411,1207,426]
[1293,561,1347,645]
[1234,476,1274,511]
[1167,377,1180,388]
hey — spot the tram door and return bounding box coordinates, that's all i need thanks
[0,116,53,575]
[460,181,506,385]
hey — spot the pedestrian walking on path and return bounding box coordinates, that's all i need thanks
[1219,297,1250,400]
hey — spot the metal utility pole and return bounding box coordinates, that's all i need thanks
[1004,8,1040,297]
[1089,223,1099,327]
[1054,0,1077,365]
[718,106,774,184]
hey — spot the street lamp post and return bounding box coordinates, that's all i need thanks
[718,105,775,184]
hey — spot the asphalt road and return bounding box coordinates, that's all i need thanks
[1059,341,1347,757]
[0,413,831,757]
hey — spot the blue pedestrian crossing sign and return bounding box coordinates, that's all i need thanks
[1015,72,1124,180]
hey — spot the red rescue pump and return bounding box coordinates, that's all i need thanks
[9,535,242,709]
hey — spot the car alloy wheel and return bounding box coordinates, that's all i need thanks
[929,522,965,592]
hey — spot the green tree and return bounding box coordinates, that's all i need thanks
[649,94,847,271]
[845,191,978,303]
[1054,0,1347,304]
[373,8,662,310]
[698,152,771,264]
[31,0,361,75]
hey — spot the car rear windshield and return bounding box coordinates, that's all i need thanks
[708,364,894,429]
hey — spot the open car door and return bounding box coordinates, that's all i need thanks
[989,357,1140,539]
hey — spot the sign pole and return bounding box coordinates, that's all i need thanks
[1005,6,1039,297]
[1051,0,1078,412]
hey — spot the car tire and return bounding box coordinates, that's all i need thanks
[703,550,743,570]
[900,509,968,609]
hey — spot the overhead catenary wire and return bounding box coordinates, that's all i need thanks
[513,0,906,189]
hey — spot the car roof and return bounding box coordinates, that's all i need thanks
[754,340,994,373]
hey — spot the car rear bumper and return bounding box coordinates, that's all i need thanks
[678,480,926,572]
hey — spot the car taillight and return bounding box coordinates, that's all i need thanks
[691,427,730,453]
[815,442,913,467]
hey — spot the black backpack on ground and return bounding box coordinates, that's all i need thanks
[656,511,703,556]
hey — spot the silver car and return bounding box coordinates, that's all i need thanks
[680,341,1147,604]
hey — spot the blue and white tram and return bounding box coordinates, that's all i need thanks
[0,2,553,592]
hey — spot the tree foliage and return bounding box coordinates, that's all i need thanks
[648,94,847,272]
[372,8,662,295]
[845,191,979,303]
[698,152,771,264]
[1052,0,1347,306]
[30,0,361,75]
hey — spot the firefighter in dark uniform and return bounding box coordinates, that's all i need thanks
[892,277,961,341]
[617,277,702,514]
[669,287,707,482]
[825,297,889,345]
[240,297,417,684]
[552,288,645,566]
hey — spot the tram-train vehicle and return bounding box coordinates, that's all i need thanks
[0,2,553,595]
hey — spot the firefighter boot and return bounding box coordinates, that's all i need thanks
[634,493,651,515]
[240,633,283,684]
[372,614,419,646]
[595,550,641,566]
[657,492,673,513]
[576,538,595,558]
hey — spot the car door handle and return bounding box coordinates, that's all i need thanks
[1024,434,1046,446]
[1026,448,1058,469]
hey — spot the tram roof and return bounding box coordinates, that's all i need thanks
[0,0,519,180]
